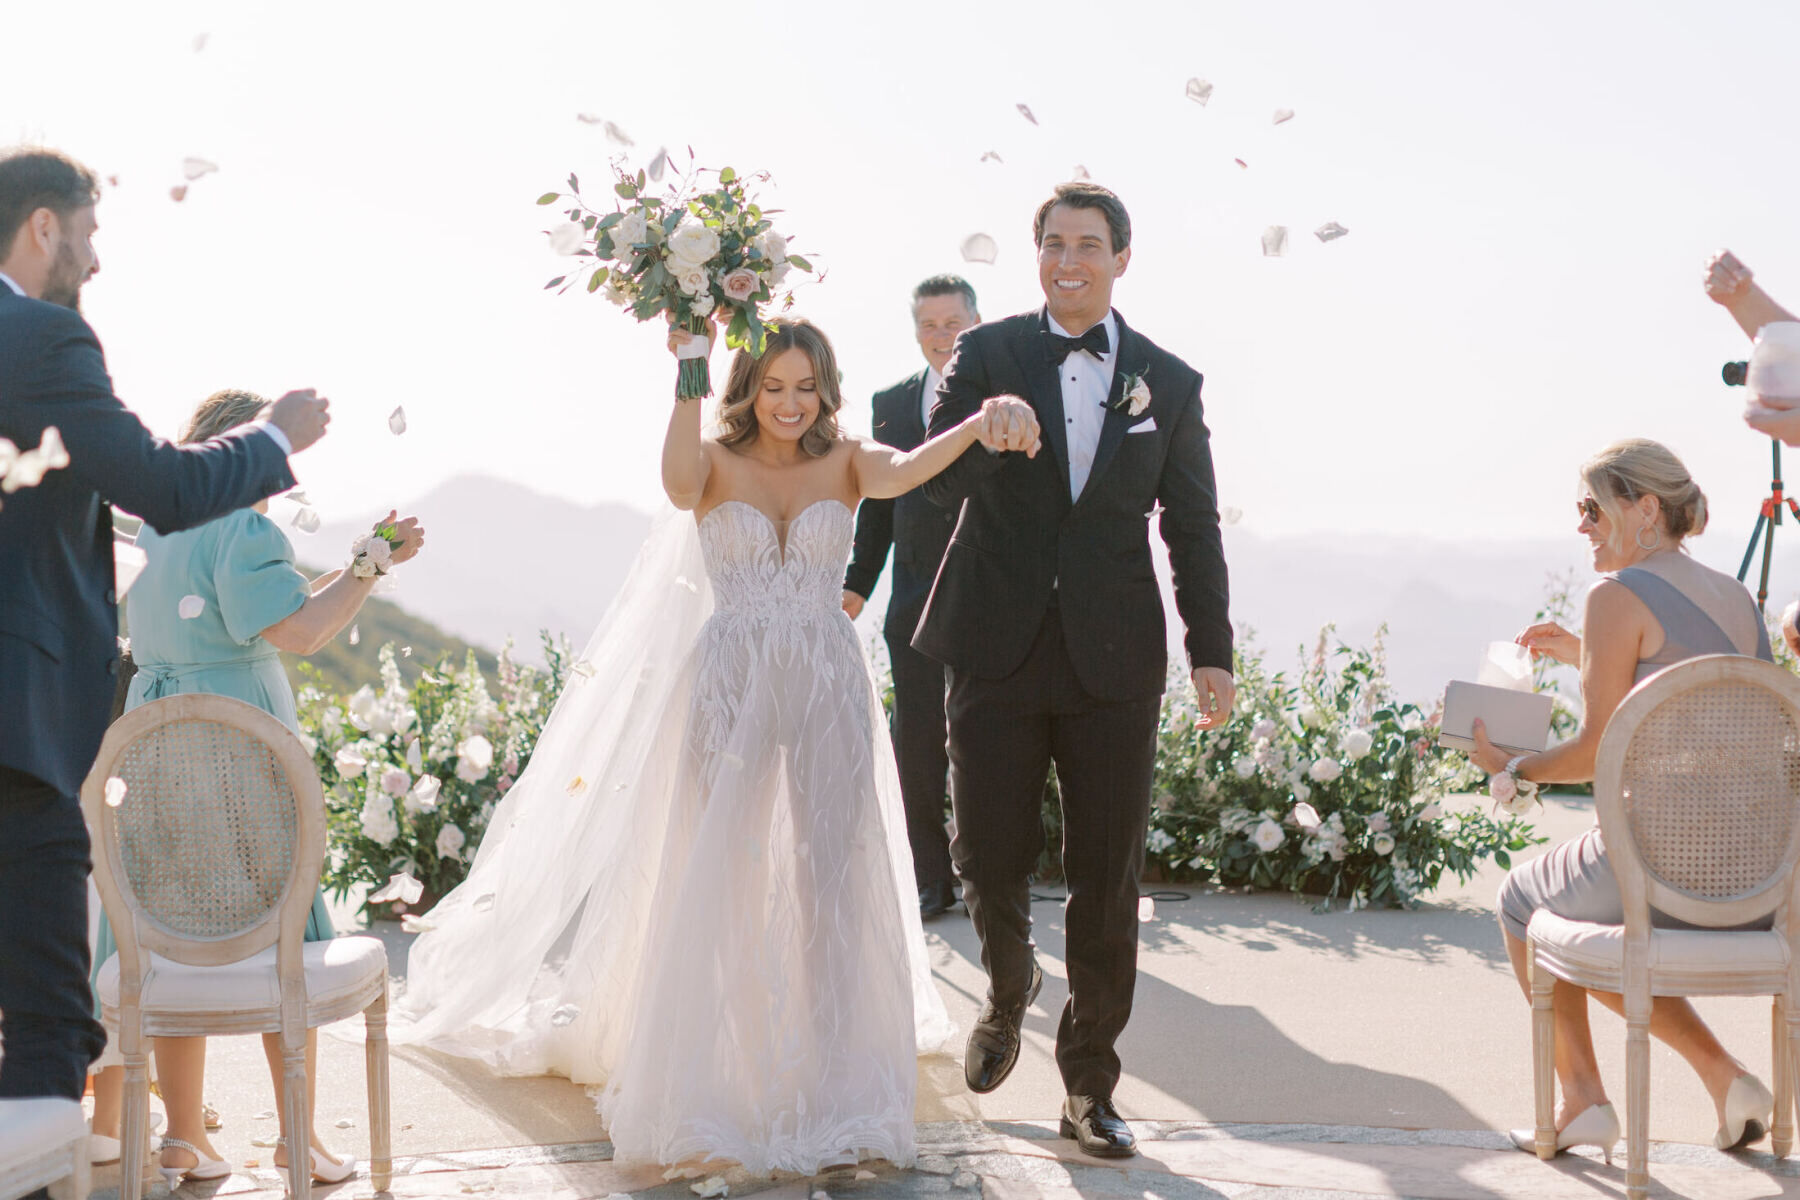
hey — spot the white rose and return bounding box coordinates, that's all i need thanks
[436,822,467,861]
[1418,799,1444,821]
[691,293,715,318]
[1342,728,1375,760]
[675,263,710,297]
[1367,812,1391,833]
[359,796,399,846]
[666,222,721,269]
[1250,818,1286,853]
[1327,837,1348,862]
[1232,757,1257,779]
[346,685,378,730]
[611,211,648,255]
[603,277,632,307]
[1289,801,1322,831]
[334,746,367,774]
[756,230,788,264]
[1146,828,1175,853]
[1297,704,1323,729]
[1373,832,1397,856]
[406,774,442,814]
[457,735,494,773]
[381,767,411,798]
[1292,779,1311,802]
[1250,718,1278,742]
[1309,757,1343,783]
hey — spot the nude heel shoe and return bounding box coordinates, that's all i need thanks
[1715,1074,1775,1150]
[155,1135,232,1187]
[1509,1102,1621,1165]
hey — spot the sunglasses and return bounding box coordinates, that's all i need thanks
[1577,497,1602,524]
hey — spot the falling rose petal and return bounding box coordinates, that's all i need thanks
[388,406,407,435]
[169,185,188,203]
[1185,78,1214,106]
[960,233,999,265]
[1016,103,1038,125]
[178,594,205,620]
[692,1178,728,1198]
[1234,158,1249,169]
[192,33,209,52]
[1261,225,1289,257]
[181,157,219,181]
[368,871,424,905]
[566,776,586,796]
[1071,165,1090,181]
[1314,220,1350,243]
[334,1118,355,1129]
[571,660,597,679]
[401,646,412,657]
[420,670,442,685]
[400,914,436,933]
[104,777,128,808]
[1220,506,1243,525]
[673,576,699,594]
[291,506,321,534]
[979,150,1003,164]
[283,488,311,505]
[575,113,603,124]
[549,1004,580,1027]
[1138,896,1156,921]
[547,221,586,256]
[106,174,120,188]
[348,624,360,645]
[602,120,633,147]
[647,146,669,182]
[406,739,422,772]
[472,893,496,912]
[1271,107,1295,126]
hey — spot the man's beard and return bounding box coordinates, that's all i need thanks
[41,241,85,311]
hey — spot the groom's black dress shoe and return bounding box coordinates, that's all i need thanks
[919,880,958,919]
[964,962,1042,1093]
[1060,1094,1137,1158]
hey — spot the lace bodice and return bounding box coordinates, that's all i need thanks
[697,499,853,620]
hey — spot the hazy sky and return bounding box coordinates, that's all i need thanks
[9,0,1800,567]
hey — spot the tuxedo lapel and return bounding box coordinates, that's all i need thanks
[1017,312,1072,498]
[1079,311,1150,506]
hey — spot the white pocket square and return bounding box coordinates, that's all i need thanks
[1127,418,1157,434]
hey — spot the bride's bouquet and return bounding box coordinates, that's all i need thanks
[538,154,814,400]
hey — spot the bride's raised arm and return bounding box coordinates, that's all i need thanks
[661,323,715,510]
[851,396,1040,501]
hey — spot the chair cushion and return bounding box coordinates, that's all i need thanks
[96,935,386,1019]
[1528,910,1789,990]
[0,1097,86,1162]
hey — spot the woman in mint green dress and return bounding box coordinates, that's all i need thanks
[88,388,425,1188]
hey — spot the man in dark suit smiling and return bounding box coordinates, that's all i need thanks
[844,274,979,919]
[0,147,331,1110]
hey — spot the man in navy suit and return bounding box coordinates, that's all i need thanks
[843,275,979,920]
[0,148,331,1107]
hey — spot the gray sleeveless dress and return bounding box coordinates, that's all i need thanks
[1497,567,1775,940]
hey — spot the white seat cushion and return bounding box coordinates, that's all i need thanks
[1528,910,1790,991]
[0,1097,86,1162]
[96,935,386,1022]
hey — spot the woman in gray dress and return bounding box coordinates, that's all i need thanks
[1471,438,1775,1162]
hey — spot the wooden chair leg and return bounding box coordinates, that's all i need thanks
[1626,1008,1651,1200]
[121,1047,151,1200]
[48,1137,89,1200]
[1774,996,1795,1157]
[1529,941,1558,1159]
[1787,1000,1800,1163]
[365,981,393,1191]
[282,1026,312,1200]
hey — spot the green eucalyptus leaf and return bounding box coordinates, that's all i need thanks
[536,192,560,205]
[588,271,605,293]
[616,180,637,198]
[597,212,623,229]
[720,166,736,183]
[786,253,813,272]
[568,173,580,192]
[544,276,566,289]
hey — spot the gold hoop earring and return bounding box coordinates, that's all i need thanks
[1636,524,1662,552]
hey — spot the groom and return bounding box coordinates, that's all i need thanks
[915,182,1233,1157]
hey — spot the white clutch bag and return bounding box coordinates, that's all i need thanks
[1437,681,1554,756]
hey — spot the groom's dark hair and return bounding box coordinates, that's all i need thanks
[0,148,100,259]
[1033,182,1131,255]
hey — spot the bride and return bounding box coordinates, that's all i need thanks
[393,317,1040,1173]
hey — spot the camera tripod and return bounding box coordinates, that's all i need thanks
[1738,437,1800,611]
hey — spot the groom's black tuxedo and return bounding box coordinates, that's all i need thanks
[0,284,295,1102]
[914,307,1230,1100]
[844,369,957,892]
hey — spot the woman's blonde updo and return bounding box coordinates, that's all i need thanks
[714,319,842,458]
[181,388,269,445]
[1581,437,1709,550]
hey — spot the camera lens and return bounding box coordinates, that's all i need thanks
[1724,361,1750,387]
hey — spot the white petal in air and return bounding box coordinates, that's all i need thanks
[647,146,669,182]
[334,1119,355,1129]
[472,893,495,912]
[571,660,597,679]
[590,120,633,146]
[960,233,998,265]
[388,406,408,435]
[549,1004,580,1027]
[178,594,205,620]
[349,624,360,645]
[1185,78,1214,106]
[291,506,321,534]
[181,157,218,180]
[547,222,586,256]
[1138,896,1156,921]
[283,488,310,505]
[1220,506,1243,525]
[104,777,128,808]
[979,150,1003,164]
[1016,103,1038,125]
[169,185,188,203]
[1272,108,1295,125]
[1071,165,1090,181]
[1314,221,1350,243]
[368,871,424,905]
[192,33,209,52]
[1261,226,1289,257]
[400,914,436,933]
[575,113,603,124]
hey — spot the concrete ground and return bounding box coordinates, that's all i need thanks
[77,793,1800,1198]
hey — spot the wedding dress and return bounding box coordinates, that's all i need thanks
[391,499,954,1174]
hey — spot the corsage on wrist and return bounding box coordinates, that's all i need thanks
[350,523,403,579]
[1489,753,1540,816]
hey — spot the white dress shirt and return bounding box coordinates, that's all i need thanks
[919,364,944,433]
[0,269,293,454]
[1049,310,1118,501]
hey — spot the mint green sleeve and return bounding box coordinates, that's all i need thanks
[211,511,310,645]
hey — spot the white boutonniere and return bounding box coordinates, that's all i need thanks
[1107,371,1152,417]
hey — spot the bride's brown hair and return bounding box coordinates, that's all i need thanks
[714,319,843,458]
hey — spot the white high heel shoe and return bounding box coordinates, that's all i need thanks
[156,1136,232,1187]
[1508,1102,1621,1164]
[1715,1074,1775,1150]
[274,1137,358,1184]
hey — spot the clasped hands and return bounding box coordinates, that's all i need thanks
[973,396,1042,457]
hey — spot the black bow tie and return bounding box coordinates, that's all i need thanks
[1043,323,1110,365]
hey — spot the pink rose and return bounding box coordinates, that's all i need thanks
[1489,770,1517,807]
[719,268,759,303]
[497,773,515,794]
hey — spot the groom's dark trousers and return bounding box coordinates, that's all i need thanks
[0,284,296,1099]
[914,308,1230,1098]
